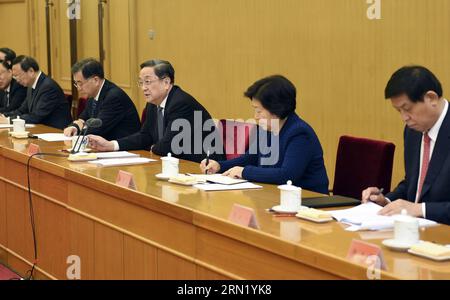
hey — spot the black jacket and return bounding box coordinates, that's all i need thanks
[0,79,27,114]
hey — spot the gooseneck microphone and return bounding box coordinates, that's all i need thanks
[72,118,103,154]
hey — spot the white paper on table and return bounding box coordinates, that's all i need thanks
[95,151,140,159]
[329,202,437,231]
[88,157,155,167]
[35,133,72,142]
[0,124,36,129]
[193,182,262,191]
[187,173,247,185]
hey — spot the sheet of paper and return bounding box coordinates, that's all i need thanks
[193,182,262,191]
[95,151,140,159]
[35,133,72,142]
[329,202,437,231]
[187,173,248,185]
[0,124,35,129]
[88,157,155,167]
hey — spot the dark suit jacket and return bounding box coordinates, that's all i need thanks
[118,85,225,163]
[386,103,450,225]
[219,113,329,194]
[0,79,27,114]
[79,80,141,140]
[4,73,72,129]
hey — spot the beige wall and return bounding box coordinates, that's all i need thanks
[2,0,450,190]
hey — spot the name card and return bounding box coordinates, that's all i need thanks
[228,204,259,229]
[347,239,386,271]
[27,143,41,156]
[116,170,137,190]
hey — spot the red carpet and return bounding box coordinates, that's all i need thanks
[0,264,21,280]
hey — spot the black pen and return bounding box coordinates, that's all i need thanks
[205,150,210,174]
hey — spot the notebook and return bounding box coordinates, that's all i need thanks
[187,174,247,185]
[302,195,361,208]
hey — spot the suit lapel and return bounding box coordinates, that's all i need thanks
[420,107,450,200]
[28,73,46,111]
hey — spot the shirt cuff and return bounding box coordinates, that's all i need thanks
[384,197,391,203]
[422,203,426,218]
[112,140,120,151]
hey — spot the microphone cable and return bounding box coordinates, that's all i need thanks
[24,152,69,280]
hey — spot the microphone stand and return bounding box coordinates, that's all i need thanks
[71,123,87,154]
[75,126,90,154]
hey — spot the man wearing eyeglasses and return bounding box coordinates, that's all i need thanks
[64,58,140,140]
[88,59,224,162]
[0,59,27,114]
[0,56,72,129]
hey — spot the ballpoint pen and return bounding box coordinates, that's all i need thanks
[205,150,210,174]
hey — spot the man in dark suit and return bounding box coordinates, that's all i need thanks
[0,60,27,114]
[88,59,224,162]
[0,56,72,130]
[64,58,140,140]
[363,66,450,225]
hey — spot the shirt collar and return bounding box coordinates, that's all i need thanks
[94,79,106,101]
[159,94,168,110]
[427,99,448,141]
[5,83,11,93]
[32,71,42,90]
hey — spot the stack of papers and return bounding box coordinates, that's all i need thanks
[88,157,155,167]
[329,202,437,231]
[95,151,139,159]
[0,124,36,129]
[193,182,262,191]
[187,174,247,185]
[35,133,72,142]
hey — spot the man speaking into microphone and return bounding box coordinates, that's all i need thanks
[64,58,141,140]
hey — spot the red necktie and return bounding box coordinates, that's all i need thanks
[416,133,431,202]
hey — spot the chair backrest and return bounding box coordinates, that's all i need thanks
[332,135,395,199]
[218,119,256,160]
[77,97,88,119]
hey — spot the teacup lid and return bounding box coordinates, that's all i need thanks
[161,152,179,162]
[394,209,418,223]
[13,116,23,121]
[278,180,301,192]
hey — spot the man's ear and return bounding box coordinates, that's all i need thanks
[423,90,440,106]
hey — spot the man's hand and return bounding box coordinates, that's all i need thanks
[87,135,115,152]
[362,187,389,206]
[64,126,78,137]
[378,199,423,217]
[223,167,244,179]
[0,115,10,124]
[200,159,220,174]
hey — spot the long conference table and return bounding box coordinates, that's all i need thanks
[0,125,449,280]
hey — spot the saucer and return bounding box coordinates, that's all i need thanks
[295,213,333,223]
[407,249,450,261]
[67,147,92,153]
[382,239,414,252]
[271,205,300,214]
[9,131,29,139]
[155,173,171,180]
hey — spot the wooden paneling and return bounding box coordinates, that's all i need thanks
[0,181,6,246]
[69,212,95,280]
[123,236,157,280]
[157,250,196,280]
[94,223,124,280]
[0,0,30,55]
[196,265,231,280]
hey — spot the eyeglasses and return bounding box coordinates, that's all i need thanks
[73,77,93,89]
[137,77,164,88]
[12,71,26,81]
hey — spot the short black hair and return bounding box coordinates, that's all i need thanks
[0,48,16,63]
[71,58,105,79]
[140,59,175,84]
[12,55,40,72]
[244,75,297,119]
[385,65,443,102]
[0,60,12,70]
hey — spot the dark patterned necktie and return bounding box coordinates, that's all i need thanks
[157,106,164,141]
[91,100,98,118]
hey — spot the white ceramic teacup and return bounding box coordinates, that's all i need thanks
[393,210,419,246]
[161,153,179,177]
[278,180,302,211]
[72,135,89,152]
[13,117,25,133]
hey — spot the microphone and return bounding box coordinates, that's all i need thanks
[72,118,103,154]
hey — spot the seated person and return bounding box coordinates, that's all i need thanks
[200,75,329,194]
[0,56,72,129]
[88,59,224,162]
[363,66,450,225]
[0,60,27,114]
[64,58,141,140]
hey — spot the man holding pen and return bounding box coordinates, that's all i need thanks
[362,66,450,225]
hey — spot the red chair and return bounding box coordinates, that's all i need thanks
[331,135,395,199]
[218,119,256,160]
[77,97,88,119]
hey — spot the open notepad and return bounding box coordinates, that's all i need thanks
[187,174,247,185]
[329,202,437,231]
